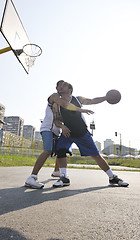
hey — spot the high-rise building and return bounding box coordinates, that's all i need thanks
[95,141,101,152]
[3,116,24,137]
[23,125,35,141]
[0,103,5,130]
[104,139,114,149]
[35,131,42,141]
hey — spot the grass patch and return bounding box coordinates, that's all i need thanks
[0,154,140,170]
[0,155,56,167]
[69,156,140,169]
[107,158,140,168]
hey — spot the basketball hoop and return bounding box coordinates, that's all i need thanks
[14,43,42,68]
[14,43,42,57]
[0,0,42,73]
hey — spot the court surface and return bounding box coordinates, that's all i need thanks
[0,167,140,240]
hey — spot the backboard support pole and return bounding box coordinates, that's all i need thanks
[0,46,11,54]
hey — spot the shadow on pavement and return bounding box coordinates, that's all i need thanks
[0,227,63,240]
[0,227,31,240]
[0,179,113,216]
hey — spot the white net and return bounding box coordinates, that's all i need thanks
[25,56,36,67]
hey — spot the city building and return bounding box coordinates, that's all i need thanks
[3,116,24,137]
[35,131,42,141]
[95,141,101,152]
[102,144,137,156]
[0,103,5,130]
[23,125,35,141]
[104,139,114,149]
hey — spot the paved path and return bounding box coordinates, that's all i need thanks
[67,164,140,171]
[0,167,140,240]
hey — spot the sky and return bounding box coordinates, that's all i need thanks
[0,0,140,150]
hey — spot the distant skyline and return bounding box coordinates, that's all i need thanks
[2,103,139,152]
[0,0,140,149]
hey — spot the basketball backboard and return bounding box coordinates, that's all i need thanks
[0,0,33,73]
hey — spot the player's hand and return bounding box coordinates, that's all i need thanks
[61,125,71,138]
[81,109,94,115]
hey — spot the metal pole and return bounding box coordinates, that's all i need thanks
[120,133,122,156]
[0,46,11,54]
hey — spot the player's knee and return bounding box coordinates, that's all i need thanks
[56,148,67,158]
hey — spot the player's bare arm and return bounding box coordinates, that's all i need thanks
[52,102,62,122]
[77,96,107,105]
[50,93,93,114]
[53,103,71,137]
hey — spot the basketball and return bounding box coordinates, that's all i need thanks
[106,89,121,104]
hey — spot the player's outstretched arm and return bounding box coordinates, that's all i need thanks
[77,96,107,105]
[50,93,94,114]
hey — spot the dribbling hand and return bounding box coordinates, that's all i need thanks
[82,109,94,115]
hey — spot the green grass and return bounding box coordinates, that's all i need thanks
[0,154,140,171]
[68,155,140,169]
[107,158,140,168]
[0,155,56,167]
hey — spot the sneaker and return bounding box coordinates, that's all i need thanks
[53,175,70,187]
[109,175,129,187]
[51,170,60,178]
[25,175,44,189]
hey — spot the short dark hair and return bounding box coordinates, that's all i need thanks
[68,83,73,93]
[56,80,64,87]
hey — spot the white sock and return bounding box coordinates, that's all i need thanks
[31,174,37,178]
[106,169,114,179]
[60,168,67,177]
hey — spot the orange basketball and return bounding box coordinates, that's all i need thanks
[106,89,121,104]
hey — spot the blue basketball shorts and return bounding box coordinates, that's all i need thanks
[41,131,53,151]
[56,131,99,156]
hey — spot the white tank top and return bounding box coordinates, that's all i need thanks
[40,96,61,136]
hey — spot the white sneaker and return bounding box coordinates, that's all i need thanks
[109,175,129,187]
[25,175,44,189]
[51,171,60,178]
[53,175,70,187]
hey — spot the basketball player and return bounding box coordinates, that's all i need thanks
[52,82,129,187]
[25,80,93,188]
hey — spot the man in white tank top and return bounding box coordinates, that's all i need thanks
[25,81,93,189]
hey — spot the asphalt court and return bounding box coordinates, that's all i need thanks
[0,167,140,240]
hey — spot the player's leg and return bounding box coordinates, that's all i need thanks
[51,157,60,177]
[53,156,70,187]
[51,135,60,177]
[91,154,110,172]
[25,131,53,188]
[53,135,72,187]
[92,154,129,187]
[76,131,129,187]
[31,150,52,175]
[58,155,68,176]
